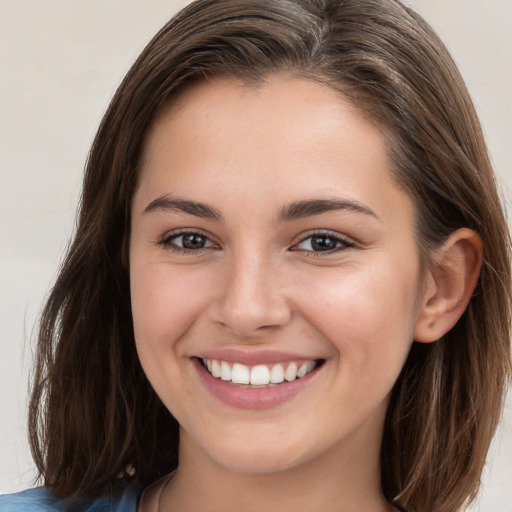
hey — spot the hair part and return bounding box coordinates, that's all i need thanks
[29,1,511,511]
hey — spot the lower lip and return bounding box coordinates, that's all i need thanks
[193,358,320,410]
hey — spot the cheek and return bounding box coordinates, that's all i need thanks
[130,263,212,358]
[295,260,421,369]
[129,262,219,414]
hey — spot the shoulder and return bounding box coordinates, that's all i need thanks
[0,488,61,512]
[0,485,139,512]
[0,488,67,511]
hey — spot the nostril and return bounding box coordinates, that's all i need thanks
[214,310,292,337]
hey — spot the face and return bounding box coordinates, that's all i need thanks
[130,76,426,475]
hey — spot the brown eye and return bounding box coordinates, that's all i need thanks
[293,232,355,253]
[160,231,217,252]
[309,235,339,251]
[180,233,207,249]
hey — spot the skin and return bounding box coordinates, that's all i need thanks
[129,75,480,511]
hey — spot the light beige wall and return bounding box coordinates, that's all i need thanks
[1,1,510,509]
[408,0,512,200]
[0,0,192,493]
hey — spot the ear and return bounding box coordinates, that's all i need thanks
[414,228,483,343]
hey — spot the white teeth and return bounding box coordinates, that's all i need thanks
[284,362,298,381]
[220,361,231,381]
[297,362,308,378]
[269,364,285,384]
[211,360,222,378]
[232,363,250,384]
[250,365,270,385]
[202,358,318,386]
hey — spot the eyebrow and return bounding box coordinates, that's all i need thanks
[142,195,378,222]
[277,198,379,222]
[143,195,223,221]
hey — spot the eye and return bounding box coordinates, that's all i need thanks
[159,230,218,253]
[292,232,355,253]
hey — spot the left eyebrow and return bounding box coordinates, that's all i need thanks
[277,198,379,223]
[143,195,223,221]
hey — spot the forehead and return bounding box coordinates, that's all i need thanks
[142,74,384,164]
[136,75,413,225]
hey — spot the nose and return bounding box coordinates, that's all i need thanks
[212,251,292,337]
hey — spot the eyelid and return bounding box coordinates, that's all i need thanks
[290,230,356,254]
[156,228,220,253]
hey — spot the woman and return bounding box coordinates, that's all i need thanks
[1,0,510,511]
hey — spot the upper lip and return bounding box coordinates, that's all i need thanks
[194,349,322,366]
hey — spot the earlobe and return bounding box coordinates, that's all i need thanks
[414,228,483,343]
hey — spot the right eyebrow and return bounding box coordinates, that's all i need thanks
[142,195,223,221]
[277,198,379,223]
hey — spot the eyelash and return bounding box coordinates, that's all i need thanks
[157,229,218,255]
[291,230,356,256]
[157,229,355,256]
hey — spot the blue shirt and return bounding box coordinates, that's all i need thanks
[0,486,138,511]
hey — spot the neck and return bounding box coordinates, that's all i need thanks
[159,417,394,512]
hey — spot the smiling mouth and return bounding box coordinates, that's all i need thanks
[199,358,324,387]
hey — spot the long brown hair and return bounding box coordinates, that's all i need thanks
[29,1,511,510]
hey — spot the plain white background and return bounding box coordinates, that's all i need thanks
[1,1,511,509]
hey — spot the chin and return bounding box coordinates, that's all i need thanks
[192,431,309,475]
